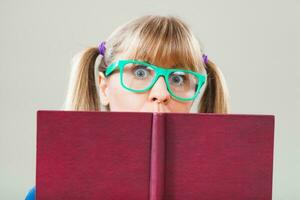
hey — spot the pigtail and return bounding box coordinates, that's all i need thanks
[199,59,230,113]
[63,47,101,111]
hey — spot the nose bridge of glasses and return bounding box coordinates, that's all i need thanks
[150,66,174,92]
[153,65,169,75]
[151,65,170,85]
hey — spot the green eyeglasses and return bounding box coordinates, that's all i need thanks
[104,59,206,102]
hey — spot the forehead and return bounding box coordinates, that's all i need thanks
[115,50,196,71]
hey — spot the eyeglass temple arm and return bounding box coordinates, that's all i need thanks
[104,61,119,77]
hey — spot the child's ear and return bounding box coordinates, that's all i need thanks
[98,72,110,106]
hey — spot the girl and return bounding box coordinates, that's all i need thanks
[25,14,230,199]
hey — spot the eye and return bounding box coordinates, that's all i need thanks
[133,65,150,79]
[169,72,186,86]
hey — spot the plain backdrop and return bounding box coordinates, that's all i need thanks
[0,0,299,199]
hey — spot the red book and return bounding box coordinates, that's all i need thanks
[36,110,275,200]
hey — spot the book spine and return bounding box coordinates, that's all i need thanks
[149,113,166,200]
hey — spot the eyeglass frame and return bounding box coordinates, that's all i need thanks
[103,59,207,102]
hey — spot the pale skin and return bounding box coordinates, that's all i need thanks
[98,58,196,113]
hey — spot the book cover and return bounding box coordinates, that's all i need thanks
[36,110,274,200]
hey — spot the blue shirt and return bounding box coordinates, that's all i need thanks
[25,186,35,200]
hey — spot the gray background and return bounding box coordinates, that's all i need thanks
[1,0,299,199]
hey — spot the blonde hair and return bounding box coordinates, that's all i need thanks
[63,15,230,113]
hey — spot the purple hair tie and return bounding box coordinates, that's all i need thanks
[202,54,208,64]
[98,41,106,56]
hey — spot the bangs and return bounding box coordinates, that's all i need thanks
[118,17,203,73]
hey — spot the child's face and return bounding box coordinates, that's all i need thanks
[98,59,195,113]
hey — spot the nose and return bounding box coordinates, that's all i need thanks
[148,76,171,104]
